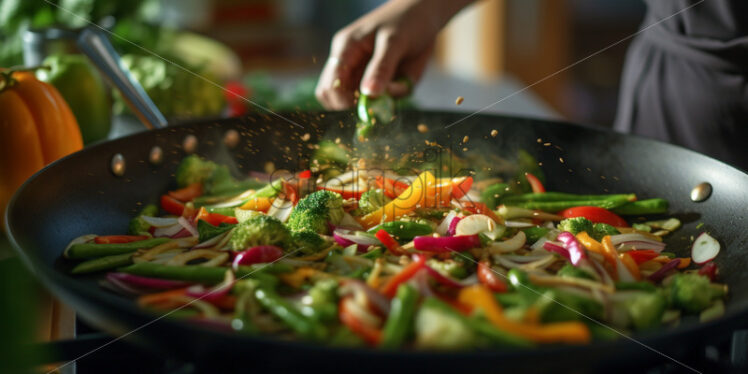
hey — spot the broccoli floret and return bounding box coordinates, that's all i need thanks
[557,217,620,241]
[286,190,344,234]
[128,204,158,235]
[176,155,263,196]
[557,217,594,236]
[668,273,726,314]
[592,223,620,240]
[290,230,329,255]
[415,298,475,349]
[230,215,292,251]
[358,189,390,214]
[620,291,666,330]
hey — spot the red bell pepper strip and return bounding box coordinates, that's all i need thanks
[168,182,203,202]
[94,235,150,244]
[339,297,382,345]
[450,176,473,199]
[298,170,312,179]
[477,261,508,293]
[524,172,545,193]
[375,176,410,199]
[195,207,238,226]
[626,250,659,265]
[558,206,629,227]
[282,182,299,205]
[698,261,718,281]
[374,229,405,255]
[317,186,365,200]
[224,81,248,117]
[380,254,427,298]
[161,195,185,216]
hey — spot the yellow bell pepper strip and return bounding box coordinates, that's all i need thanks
[457,285,591,344]
[239,196,274,212]
[576,232,603,254]
[360,171,436,229]
[619,253,641,281]
[600,236,619,279]
[278,267,320,288]
[676,257,691,269]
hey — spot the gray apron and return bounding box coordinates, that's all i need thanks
[615,0,748,171]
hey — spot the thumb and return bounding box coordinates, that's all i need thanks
[360,32,405,97]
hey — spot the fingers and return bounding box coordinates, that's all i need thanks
[360,30,405,97]
[316,30,371,110]
[385,43,433,97]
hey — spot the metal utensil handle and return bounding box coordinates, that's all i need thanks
[76,28,168,130]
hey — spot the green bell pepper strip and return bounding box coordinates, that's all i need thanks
[254,287,327,340]
[380,284,418,349]
[522,227,550,244]
[422,297,533,348]
[501,192,636,204]
[65,238,171,259]
[71,253,133,274]
[612,198,669,215]
[367,221,433,241]
[481,183,510,209]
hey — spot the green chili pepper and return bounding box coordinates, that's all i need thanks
[118,262,226,284]
[481,183,510,209]
[507,197,632,212]
[65,238,170,259]
[380,284,418,349]
[254,287,327,340]
[612,198,669,215]
[71,253,132,274]
[367,221,433,240]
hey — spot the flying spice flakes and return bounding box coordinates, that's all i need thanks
[491,129,498,137]
[462,135,469,143]
[300,133,311,141]
[455,96,464,105]
[417,124,428,133]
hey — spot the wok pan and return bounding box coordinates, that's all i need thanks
[7,30,748,373]
[6,108,748,373]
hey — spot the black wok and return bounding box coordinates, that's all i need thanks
[6,110,748,373]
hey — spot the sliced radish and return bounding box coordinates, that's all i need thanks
[455,214,505,240]
[267,199,293,223]
[691,232,720,265]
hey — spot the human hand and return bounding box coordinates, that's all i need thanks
[315,0,473,110]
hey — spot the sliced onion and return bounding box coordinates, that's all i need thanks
[648,258,681,283]
[178,216,199,237]
[338,212,363,230]
[232,245,284,270]
[617,240,666,253]
[446,216,461,237]
[107,272,190,290]
[194,231,230,249]
[692,232,720,265]
[412,269,435,298]
[267,198,293,223]
[101,277,146,296]
[186,269,235,303]
[413,234,481,253]
[140,216,179,228]
[543,241,571,262]
[610,233,661,246]
[154,223,184,238]
[486,231,526,254]
[435,211,458,236]
[63,234,97,258]
[333,229,380,250]
[340,279,390,315]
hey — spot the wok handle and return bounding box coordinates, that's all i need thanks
[76,28,168,130]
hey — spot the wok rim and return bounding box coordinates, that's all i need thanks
[5,110,748,366]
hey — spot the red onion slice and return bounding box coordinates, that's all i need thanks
[186,270,235,303]
[107,272,191,290]
[178,216,199,237]
[648,258,681,283]
[446,216,461,237]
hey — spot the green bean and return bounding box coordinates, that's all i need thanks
[65,238,170,259]
[254,287,327,340]
[501,192,636,204]
[71,253,132,274]
[232,289,260,334]
[612,198,668,215]
[380,284,418,349]
[118,262,226,284]
[367,221,433,240]
[507,196,632,212]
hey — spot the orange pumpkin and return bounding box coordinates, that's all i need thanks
[0,68,83,227]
